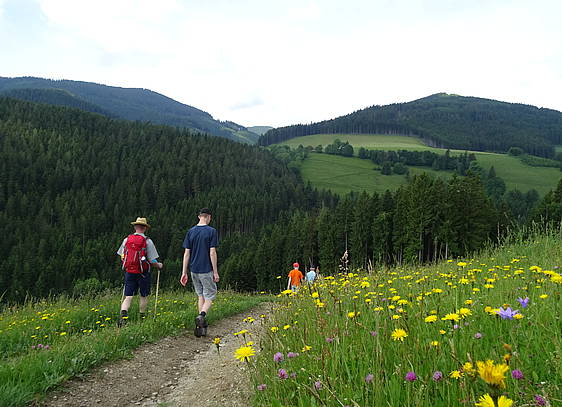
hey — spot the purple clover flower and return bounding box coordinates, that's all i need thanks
[287,352,299,358]
[495,306,519,320]
[257,384,267,391]
[314,381,322,390]
[432,371,443,381]
[365,373,374,383]
[474,332,483,339]
[453,324,460,329]
[273,352,284,362]
[278,369,288,380]
[511,369,524,380]
[405,371,417,382]
[517,297,530,308]
[370,331,378,336]
[325,337,334,343]
[37,344,43,349]
[534,395,546,406]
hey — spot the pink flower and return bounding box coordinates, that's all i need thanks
[273,352,284,362]
[365,374,374,383]
[257,384,267,391]
[405,371,417,382]
[278,369,289,380]
[314,381,322,390]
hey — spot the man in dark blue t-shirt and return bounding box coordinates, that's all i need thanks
[180,208,219,337]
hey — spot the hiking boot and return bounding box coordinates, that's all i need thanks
[118,311,128,328]
[117,315,128,327]
[194,314,208,337]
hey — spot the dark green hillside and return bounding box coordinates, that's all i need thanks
[260,93,562,157]
[0,98,322,302]
[0,88,111,116]
[0,76,259,143]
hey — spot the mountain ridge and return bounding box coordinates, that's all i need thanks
[259,93,562,157]
[0,76,260,143]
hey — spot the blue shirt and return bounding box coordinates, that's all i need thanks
[306,270,316,283]
[182,225,219,273]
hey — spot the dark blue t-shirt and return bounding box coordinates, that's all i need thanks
[182,225,219,274]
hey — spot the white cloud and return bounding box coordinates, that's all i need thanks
[4,0,562,127]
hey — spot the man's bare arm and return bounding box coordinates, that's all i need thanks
[210,247,219,282]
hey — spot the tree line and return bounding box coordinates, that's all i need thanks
[259,93,562,157]
[0,98,332,302]
[221,174,562,293]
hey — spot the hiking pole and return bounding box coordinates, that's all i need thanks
[154,267,161,318]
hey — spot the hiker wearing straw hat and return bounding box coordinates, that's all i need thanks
[116,217,163,326]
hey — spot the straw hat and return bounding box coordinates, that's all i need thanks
[131,217,150,228]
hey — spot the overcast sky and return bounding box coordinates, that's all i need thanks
[1,0,561,127]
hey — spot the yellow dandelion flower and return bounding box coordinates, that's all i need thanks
[60,332,67,336]
[465,299,473,305]
[311,292,319,298]
[459,308,472,317]
[391,328,408,342]
[475,393,513,407]
[539,294,548,299]
[449,370,463,379]
[347,311,356,318]
[431,341,439,347]
[477,360,509,388]
[442,313,460,322]
[439,329,446,335]
[463,362,476,376]
[270,326,279,333]
[425,315,438,323]
[513,313,524,320]
[234,345,255,362]
[283,325,291,330]
[213,337,221,345]
[302,345,312,352]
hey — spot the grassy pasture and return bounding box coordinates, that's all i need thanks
[278,134,561,195]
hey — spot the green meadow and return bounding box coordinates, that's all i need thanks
[299,153,452,195]
[279,134,561,195]
[249,232,562,406]
[0,291,269,407]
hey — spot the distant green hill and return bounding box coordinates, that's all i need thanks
[260,93,562,157]
[0,76,259,143]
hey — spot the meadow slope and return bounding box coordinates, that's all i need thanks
[279,134,561,195]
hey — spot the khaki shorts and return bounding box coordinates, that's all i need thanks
[191,272,217,300]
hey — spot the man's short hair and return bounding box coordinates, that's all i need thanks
[199,208,212,216]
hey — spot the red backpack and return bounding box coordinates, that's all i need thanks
[122,234,151,274]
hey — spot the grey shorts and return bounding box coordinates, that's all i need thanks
[191,272,217,300]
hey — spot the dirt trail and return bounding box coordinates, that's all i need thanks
[38,303,272,407]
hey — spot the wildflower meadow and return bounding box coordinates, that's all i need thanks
[0,290,267,407]
[241,233,561,406]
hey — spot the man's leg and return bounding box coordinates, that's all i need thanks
[197,296,205,313]
[121,296,133,311]
[139,296,148,313]
[201,298,213,313]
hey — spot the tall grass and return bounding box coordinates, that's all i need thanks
[249,233,561,406]
[0,290,269,407]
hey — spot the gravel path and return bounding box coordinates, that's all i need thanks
[37,303,272,407]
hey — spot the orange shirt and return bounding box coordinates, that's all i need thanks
[288,269,304,286]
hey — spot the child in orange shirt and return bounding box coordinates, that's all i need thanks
[287,262,304,292]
